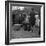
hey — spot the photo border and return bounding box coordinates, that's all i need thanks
[5,1,45,45]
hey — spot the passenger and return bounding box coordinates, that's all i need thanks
[29,8,36,32]
[35,15,40,27]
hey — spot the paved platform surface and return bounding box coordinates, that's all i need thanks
[9,26,40,40]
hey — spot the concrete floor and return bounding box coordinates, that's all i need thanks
[9,26,40,40]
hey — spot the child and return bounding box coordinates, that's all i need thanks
[35,15,40,27]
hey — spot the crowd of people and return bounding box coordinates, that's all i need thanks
[12,8,40,32]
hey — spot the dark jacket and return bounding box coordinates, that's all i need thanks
[29,11,36,26]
